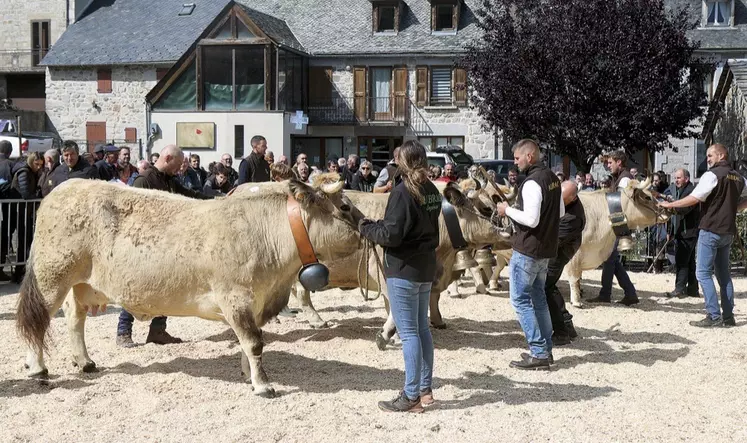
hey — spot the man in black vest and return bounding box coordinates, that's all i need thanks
[545,181,585,345]
[663,168,700,298]
[496,139,563,369]
[589,151,639,305]
[660,144,747,327]
[237,135,271,185]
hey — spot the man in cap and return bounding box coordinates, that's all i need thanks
[93,144,106,162]
[95,144,119,181]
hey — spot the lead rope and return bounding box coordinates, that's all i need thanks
[358,239,384,301]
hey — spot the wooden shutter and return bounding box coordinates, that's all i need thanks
[372,6,379,33]
[393,67,408,121]
[416,66,428,107]
[452,3,460,30]
[86,121,107,153]
[97,69,112,93]
[453,67,467,106]
[431,5,437,31]
[124,127,137,142]
[354,66,367,122]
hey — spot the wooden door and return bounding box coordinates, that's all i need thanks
[353,67,367,122]
[393,67,408,121]
[86,121,107,153]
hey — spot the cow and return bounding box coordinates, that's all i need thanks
[15,176,363,398]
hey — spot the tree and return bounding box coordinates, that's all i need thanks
[463,0,711,172]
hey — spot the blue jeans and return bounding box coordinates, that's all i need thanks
[696,230,734,320]
[386,278,434,401]
[117,310,167,336]
[509,251,553,359]
[600,238,637,300]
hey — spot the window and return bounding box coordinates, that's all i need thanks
[31,21,50,66]
[704,1,732,27]
[152,61,196,110]
[234,125,245,158]
[431,2,459,32]
[419,136,465,150]
[278,49,305,111]
[430,67,452,105]
[178,3,195,16]
[97,69,112,93]
[308,67,333,105]
[202,46,265,110]
[373,2,400,34]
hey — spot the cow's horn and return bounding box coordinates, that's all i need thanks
[503,188,515,201]
[467,190,478,199]
[636,176,651,190]
[503,178,510,187]
[320,180,344,194]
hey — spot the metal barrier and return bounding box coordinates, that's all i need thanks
[0,199,41,269]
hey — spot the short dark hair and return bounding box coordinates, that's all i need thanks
[190,153,200,162]
[607,151,627,166]
[0,140,11,157]
[251,135,266,147]
[61,140,79,153]
[213,163,229,176]
[508,166,519,174]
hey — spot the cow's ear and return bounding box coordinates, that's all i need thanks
[289,179,318,206]
[443,182,468,208]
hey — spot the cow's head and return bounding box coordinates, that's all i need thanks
[443,182,511,249]
[288,173,364,261]
[468,165,517,205]
[622,177,670,229]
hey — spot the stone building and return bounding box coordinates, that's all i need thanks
[41,0,495,167]
[0,0,94,131]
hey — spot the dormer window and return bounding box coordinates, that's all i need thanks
[372,1,401,34]
[703,0,734,27]
[430,0,460,33]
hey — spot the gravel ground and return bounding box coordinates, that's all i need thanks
[1,269,746,442]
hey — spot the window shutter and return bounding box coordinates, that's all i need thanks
[452,3,460,30]
[393,67,408,120]
[453,67,467,106]
[372,6,379,33]
[431,5,437,31]
[394,4,401,32]
[416,66,428,107]
[124,127,137,142]
[97,69,112,93]
[354,66,367,121]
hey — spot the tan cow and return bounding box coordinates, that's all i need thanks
[16,176,363,398]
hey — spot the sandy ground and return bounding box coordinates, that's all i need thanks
[1,269,747,442]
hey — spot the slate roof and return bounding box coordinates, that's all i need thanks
[236,4,304,53]
[41,0,233,66]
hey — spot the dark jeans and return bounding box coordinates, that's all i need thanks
[600,238,637,300]
[544,250,574,336]
[0,202,16,264]
[674,236,698,296]
[16,201,38,263]
[117,310,167,336]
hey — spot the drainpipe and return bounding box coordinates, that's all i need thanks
[144,101,152,161]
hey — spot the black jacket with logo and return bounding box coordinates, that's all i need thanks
[699,161,745,235]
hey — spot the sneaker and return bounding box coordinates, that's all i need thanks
[522,351,554,365]
[146,330,183,345]
[420,388,435,406]
[666,292,684,298]
[378,391,424,413]
[689,316,723,328]
[511,353,551,370]
[617,296,640,306]
[566,321,579,340]
[587,296,611,304]
[722,316,736,327]
[552,333,572,346]
[116,334,137,348]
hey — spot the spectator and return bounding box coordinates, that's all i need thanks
[95,144,119,181]
[270,162,294,181]
[203,163,232,196]
[136,159,150,175]
[327,159,341,174]
[93,144,106,162]
[297,163,310,182]
[150,152,160,165]
[630,167,639,179]
[507,167,519,189]
[39,148,60,198]
[293,153,308,176]
[116,144,211,348]
[429,165,442,180]
[10,152,44,283]
[582,173,595,191]
[351,160,376,192]
[337,157,346,169]
[117,146,138,185]
[435,163,457,183]
[343,154,360,189]
[0,140,15,282]
[374,147,401,193]
[177,156,201,192]
[189,154,207,187]
[277,155,289,166]
[665,168,700,298]
[220,153,239,186]
[48,140,99,191]
[237,135,271,184]
[82,152,96,166]
[575,172,584,186]
[265,150,275,165]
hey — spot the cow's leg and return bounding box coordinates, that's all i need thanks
[490,254,509,290]
[63,285,98,372]
[376,295,397,351]
[568,270,583,308]
[429,288,447,329]
[292,282,328,329]
[469,267,487,294]
[225,308,274,398]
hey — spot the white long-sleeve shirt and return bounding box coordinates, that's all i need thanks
[506,180,565,228]
[690,170,747,202]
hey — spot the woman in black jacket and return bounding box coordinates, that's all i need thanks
[11,152,44,282]
[359,140,441,413]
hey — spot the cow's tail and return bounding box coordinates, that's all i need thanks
[16,261,50,355]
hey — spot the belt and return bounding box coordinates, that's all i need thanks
[441,198,467,249]
[606,191,632,238]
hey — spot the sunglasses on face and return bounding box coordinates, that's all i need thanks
[361,167,370,170]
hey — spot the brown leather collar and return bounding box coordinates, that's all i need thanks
[287,194,319,265]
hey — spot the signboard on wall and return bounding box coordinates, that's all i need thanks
[176,122,215,149]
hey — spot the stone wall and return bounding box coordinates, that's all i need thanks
[46,66,160,155]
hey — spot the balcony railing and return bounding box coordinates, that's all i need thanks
[0,50,48,72]
[308,96,410,125]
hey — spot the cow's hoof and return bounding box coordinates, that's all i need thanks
[82,362,98,373]
[254,386,277,398]
[571,302,583,309]
[29,368,49,379]
[375,331,389,351]
[489,282,502,290]
[475,284,487,294]
[309,320,329,329]
[430,321,447,330]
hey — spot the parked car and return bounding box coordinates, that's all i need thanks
[425,145,474,177]
[474,159,525,186]
[0,119,58,157]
